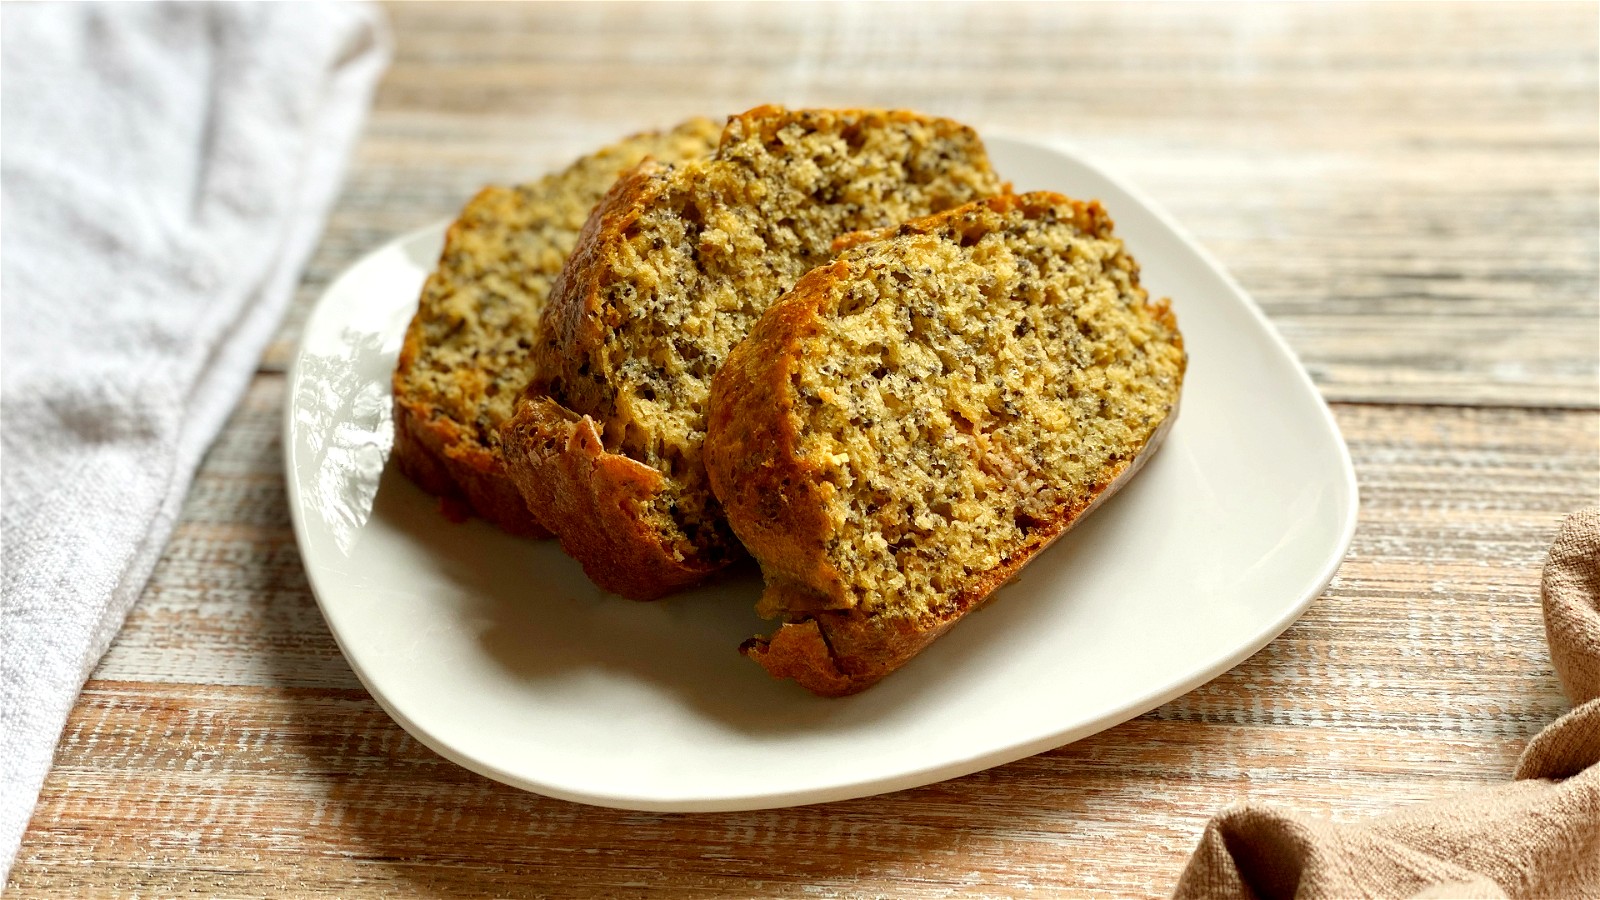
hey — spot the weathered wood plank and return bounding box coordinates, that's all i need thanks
[265,2,1598,407]
[6,684,1538,899]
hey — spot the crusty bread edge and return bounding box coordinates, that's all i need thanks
[531,161,669,406]
[498,161,726,600]
[391,117,722,539]
[738,409,1179,697]
[505,107,1005,600]
[705,194,1185,696]
[391,396,551,538]
[501,394,722,601]
[704,258,855,610]
[391,197,552,539]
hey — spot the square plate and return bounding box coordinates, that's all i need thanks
[284,136,1358,811]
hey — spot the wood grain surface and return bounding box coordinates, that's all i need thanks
[9,2,1598,897]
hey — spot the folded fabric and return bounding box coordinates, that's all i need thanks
[1173,507,1600,899]
[0,2,390,882]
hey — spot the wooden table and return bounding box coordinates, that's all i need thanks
[10,3,1597,896]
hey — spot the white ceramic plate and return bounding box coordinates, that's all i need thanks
[284,137,1358,811]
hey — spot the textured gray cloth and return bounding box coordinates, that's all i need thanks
[0,2,389,880]
[1174,508,1600,899]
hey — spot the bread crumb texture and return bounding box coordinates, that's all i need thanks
[391,118,720,527]
[535,107,1003,566]
[709,192,1184,692]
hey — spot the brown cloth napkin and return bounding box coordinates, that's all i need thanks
[1173,507,1600,899]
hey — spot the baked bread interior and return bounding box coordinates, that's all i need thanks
[501,106,1004,597]
[391,118,721,535]
[704,192,1186,695]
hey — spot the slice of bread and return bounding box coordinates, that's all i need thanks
[704,192,1187,696]
[501,107,1004,598]
[392,118,721,535]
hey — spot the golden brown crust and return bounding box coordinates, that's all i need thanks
[706,192,1184,696]
[392,202,551,538]
[733,413,1176,696]
[392,396,550,538]
[500,394,722,601]
[529,162,673,423]
[706,255,959,695]
[702,259,851,609]
[503,164,719,599]
[391,120,720,538]
[508,107,1002,600]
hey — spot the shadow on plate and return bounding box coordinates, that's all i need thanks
[364,456,1132,736]
[370,463,832,731]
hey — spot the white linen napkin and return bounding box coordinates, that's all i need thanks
[0,2,390,879]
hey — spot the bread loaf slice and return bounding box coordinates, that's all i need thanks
[392,118,721,535]
[501,107,1003,598]
[704,192,1186,696]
